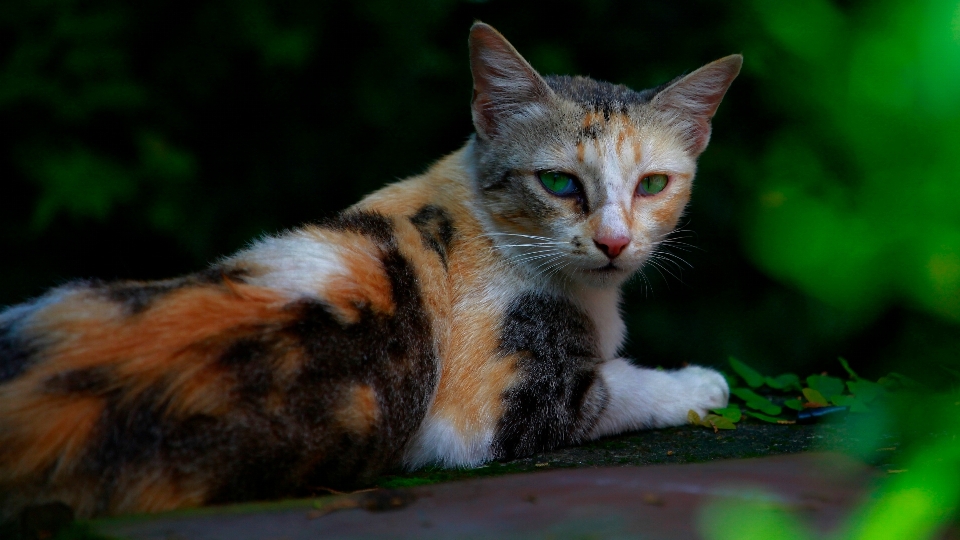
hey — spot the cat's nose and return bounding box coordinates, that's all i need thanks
[593,235,631,259]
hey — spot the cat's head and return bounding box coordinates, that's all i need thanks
[467,22,741,289]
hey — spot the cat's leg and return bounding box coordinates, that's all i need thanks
[588,358,729,438]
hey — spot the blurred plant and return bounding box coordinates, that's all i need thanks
[737,0,960,324]
[699,388,960,540]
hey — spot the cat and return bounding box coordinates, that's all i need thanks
[0,22,741,519]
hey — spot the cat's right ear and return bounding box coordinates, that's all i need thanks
[469,22,553,139]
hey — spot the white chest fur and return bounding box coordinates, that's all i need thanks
[570,286,625,360]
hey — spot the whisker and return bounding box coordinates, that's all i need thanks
[645,259,673,290]
[654,250,694,268]
[483,232,560,242]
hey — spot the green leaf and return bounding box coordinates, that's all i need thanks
[721,370,739,389]
[765,373,801,391]
[688,409,703,425]
[744,410,788,423]
[802,387,829,406]
[784,399,803,411]
[729,357,765,388]
[705,414,737,430]
[712,404,742,422]
[847,380,884,404]
[838,357,861,380]
[731,387,782,416]
[806,375,845,399]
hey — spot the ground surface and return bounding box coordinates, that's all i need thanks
[8,417,911,540]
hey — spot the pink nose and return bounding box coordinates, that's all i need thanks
[593,235,631,259]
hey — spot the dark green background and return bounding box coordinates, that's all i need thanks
[2,0,958,383]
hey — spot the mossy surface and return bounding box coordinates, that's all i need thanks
[375,416,898,489]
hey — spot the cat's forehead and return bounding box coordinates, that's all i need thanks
[543,75,664,113]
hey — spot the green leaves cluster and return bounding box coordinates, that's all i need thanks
[690,356,904,430]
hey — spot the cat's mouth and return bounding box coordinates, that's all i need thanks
[591,262,621,273]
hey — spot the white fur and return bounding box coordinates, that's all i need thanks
[229,231,346,300]
[403,414,495,469]
[571,285,625,360]
[589,359,730,438]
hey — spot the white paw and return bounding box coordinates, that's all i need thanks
[672,366,730,417]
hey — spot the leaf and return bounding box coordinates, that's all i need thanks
[731,387,783,416]
[729,357,765,388]
[765,373,801,391]
[830,394,870,413]
[784,399,803,411]
[721,370,739,389]
[838,357,861,380]
[802,387,829,406]
[744,410,789,423]
[847,380,884,404]
[711,404,742,423]
[688,409,703,425]
[806,375,845,400]
[705,414,737,430]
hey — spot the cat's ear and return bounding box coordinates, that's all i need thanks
[469,22,553,139]
[653,54,742,155]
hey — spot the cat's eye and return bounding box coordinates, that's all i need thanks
[538,171,579,197]
[638,174,669,196]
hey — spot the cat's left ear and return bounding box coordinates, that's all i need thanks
[653,55,742,155]
[469,22,554,139]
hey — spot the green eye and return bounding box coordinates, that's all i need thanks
[639,174,668,196]
[538,171,578,196]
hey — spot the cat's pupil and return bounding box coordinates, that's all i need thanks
[539,171,577,196]
[639,174,668,196]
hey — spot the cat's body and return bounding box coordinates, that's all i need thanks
[0,24,741,518]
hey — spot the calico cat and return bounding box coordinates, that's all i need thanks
[0,23,741,519]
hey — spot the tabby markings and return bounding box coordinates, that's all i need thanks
[493,292,606,459]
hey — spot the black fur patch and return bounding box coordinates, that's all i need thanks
[0,322,35,384]
[217,337,274,400]
[43,367,113,394]
[102,266,249,315]
[493,292,606,460]
[324,211,396,247]
[410,205,455,269]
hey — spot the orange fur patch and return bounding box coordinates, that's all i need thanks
[112,469,208,515]
[0,281,298,480]
[335,384,380,436]
[317,233,396,324]
[0,394,102,481]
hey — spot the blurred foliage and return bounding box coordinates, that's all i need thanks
[739,0,960,326]
[699,387,960,540]
[0,0,958,384]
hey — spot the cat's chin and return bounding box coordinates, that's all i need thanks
[567,263,634,288]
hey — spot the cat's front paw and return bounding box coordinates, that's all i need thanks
[672,366,729,418]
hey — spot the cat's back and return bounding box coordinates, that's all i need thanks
[0,150,481,518]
